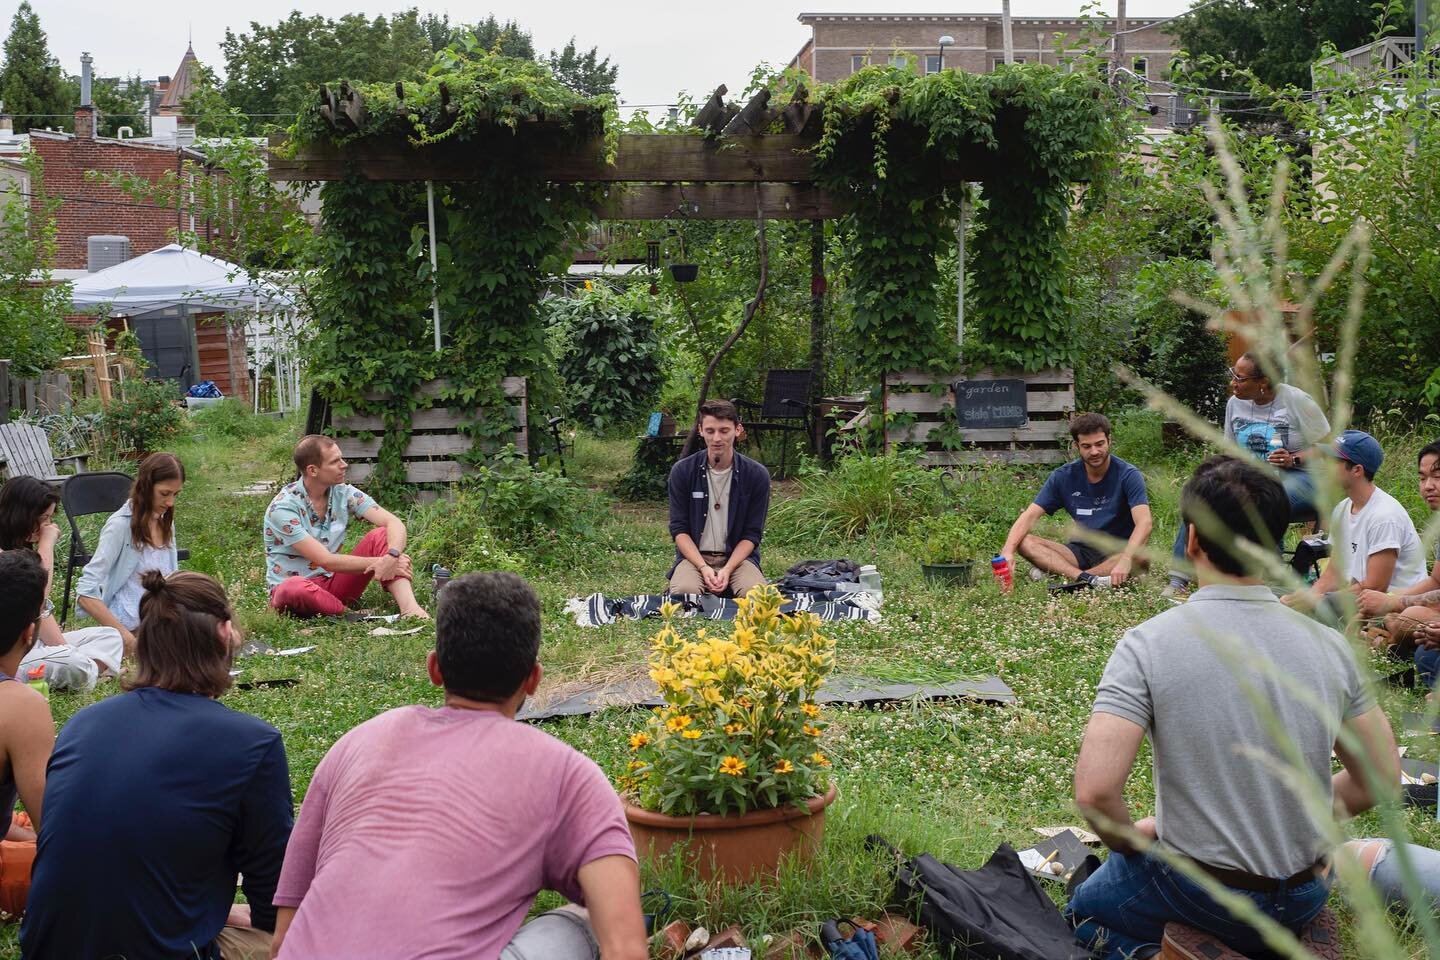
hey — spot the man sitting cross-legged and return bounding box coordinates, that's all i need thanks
[1284,429,1427,618]
[666,399,771,598]
[265,435,428,619]
[998,412,1152,590]
[1354,439,1440,647]
[269,572,648,960]
[1067,455,1400,960]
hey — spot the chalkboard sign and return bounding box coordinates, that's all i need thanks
[954,378,1029,428]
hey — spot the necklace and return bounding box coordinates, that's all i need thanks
[708,467,733,512]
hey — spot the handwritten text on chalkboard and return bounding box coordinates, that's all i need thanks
[954,378,1029,429]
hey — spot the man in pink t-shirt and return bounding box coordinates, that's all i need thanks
[269,573,647,960]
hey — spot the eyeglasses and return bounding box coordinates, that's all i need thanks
[1229,367,1261,383]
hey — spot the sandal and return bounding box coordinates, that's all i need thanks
[820,919,878,960]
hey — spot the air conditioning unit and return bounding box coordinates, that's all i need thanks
[1172,106,1201,130]
[87,235,130,272]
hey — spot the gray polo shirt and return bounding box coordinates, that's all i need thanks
[1093,584,1373,877]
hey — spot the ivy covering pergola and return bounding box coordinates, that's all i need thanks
[269,55,1119,489]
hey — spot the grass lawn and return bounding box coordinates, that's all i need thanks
[2,410,1436,958]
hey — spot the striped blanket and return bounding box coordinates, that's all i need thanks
[563,590,881,627]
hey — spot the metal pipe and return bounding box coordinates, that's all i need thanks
[427,181,442,352]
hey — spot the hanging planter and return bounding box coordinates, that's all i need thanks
[669,263,699,283]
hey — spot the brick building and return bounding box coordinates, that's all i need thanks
[28,105,249,398]
[789,11,1179,118]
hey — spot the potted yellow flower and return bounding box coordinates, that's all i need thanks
[619,584,838,883]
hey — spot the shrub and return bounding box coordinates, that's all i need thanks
[613,436,673,502]
[908,513,994,565]
[1129,259,1230,423]
[97,378,186,456]
[407,492,524,576]
[461,447,601,560]
[548,286,665,432]
[189,399,284,442]
[767,451,945,545]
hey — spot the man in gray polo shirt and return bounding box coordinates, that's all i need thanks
[1067,456,1399,959]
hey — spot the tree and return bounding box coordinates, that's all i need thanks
[420,12,463,53]
[93,74,148,138]
[0,152,75,377]
[469,15,534,58]
[1172,0,1413,89]
[547,38,618,97]
[0,1,68,133]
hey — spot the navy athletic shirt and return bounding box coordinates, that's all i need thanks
[21,687,293,960]
[1033,455,1150,543]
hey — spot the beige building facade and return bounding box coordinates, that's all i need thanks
[790,12,1177,85]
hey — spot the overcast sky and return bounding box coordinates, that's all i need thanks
[28,1,1191,110]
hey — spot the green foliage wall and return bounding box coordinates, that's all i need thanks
[547,285,664,432]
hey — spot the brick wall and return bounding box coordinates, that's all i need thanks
[30,131,187,270]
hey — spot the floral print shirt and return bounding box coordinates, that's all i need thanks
[264,481,377,587]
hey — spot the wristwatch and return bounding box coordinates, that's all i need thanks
[39,599,53,620]
[387,548,401,559]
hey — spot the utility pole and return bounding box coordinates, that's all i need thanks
[1002,0,1015,64]
[1112,0,1128,80]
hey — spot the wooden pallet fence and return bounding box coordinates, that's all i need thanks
[883,368,1075,467]
[332,377,527,484]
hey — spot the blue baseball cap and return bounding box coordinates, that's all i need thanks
[1333,429,1384,475]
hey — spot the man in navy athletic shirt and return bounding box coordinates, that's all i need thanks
[998,412,1153,590]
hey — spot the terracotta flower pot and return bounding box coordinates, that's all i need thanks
[624,784,838,884]
[0,840,35,921]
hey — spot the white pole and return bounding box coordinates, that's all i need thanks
[274,319,284,415]
[1002,0,1015,64]
[252,294,261,414]
[426,181,442,353]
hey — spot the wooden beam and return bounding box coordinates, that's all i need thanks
[721,89,773,136]
[692,85,729,135]
[591,183,849,220]
[269,132,831,183]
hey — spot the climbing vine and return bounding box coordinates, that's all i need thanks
[293,46,606,497]
[813,62,1122,375]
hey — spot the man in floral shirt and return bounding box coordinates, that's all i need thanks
[264,435,428,619]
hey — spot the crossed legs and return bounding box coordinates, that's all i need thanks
[1018,535,1138,582]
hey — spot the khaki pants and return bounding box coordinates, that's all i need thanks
[216,923,272,960]
[668,552,766,598]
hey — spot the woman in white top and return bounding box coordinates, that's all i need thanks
[0,477,124,690]
[76,453,185,654]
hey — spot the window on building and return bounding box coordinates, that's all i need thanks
[1132,57,1148,79]
[888,54,907,69]
[925,54,943,74]
[991,56,1027,69]
[851,54,869,73]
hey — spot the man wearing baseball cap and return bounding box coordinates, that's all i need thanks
[1285,429,1426,615]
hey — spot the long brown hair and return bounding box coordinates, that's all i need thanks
[125,570,235,698]
[130,453,185,549]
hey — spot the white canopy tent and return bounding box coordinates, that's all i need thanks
[69,244,302,413]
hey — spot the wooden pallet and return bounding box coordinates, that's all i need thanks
[332,377,527,484]
[883,368,1075,467]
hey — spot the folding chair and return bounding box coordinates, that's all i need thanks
[59,471,134,624]
[733,369,813,478]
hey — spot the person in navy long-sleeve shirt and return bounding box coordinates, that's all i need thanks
[21,571,293,960]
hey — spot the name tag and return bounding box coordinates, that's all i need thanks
[1076,508,1094,516]
[692,491,705,499]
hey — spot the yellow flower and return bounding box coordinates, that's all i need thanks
[719,756,748,776]
[774,759,795,774]
[628,732,650,750]
[800,703,821,718]
[665,715,693,732]
[681,729,703,740]
[627,759,645,772]
[810,752,831,767]
[803,724,823,737]
[723,722,744,735]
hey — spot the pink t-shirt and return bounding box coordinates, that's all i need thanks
[273,705,635,959]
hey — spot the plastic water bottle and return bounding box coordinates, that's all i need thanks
[858,564,882,602]
[990,554,1014,592]
[1269,434,1285,459]
[432,564,452,596]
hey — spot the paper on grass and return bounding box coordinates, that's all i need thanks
[1034,825,1100,845]
[273,646,316,657]
[371,625,425,637]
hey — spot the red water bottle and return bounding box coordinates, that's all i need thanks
[991,554,1013,592]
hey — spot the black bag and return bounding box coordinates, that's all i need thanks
[871,836,1096,960]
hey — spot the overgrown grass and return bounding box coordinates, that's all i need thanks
[2,410,1436,958]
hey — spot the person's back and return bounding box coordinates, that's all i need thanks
[1100,587,1365,875]
[271,572,645,960]
[273,705,630,957]
[21,572,292,960]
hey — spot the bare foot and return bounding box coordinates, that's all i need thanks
[399,607,431,621]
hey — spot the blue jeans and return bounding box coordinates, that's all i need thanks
[1065,850,1331,960]
[1417,645,1439,688]
[1171,468,1317,571]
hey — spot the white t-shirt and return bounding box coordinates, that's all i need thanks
[1329,486,1426,590]
[112,542,178,630]
[1225,383,1330,459]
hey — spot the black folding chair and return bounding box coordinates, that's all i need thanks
[733,369,813,478]
[60,471,134,624]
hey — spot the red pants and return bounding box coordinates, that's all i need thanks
[269,528,398,618]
